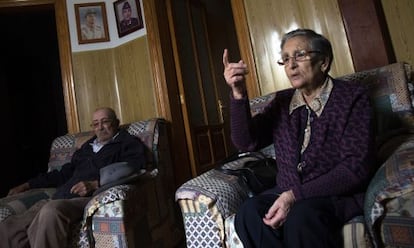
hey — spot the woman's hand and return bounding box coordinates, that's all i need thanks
[70,180,99,197]
[222,49,248,99]
[7,182,30,196]
[263,190,296,229]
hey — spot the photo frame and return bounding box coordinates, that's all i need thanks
[114,0,144,38]
[75,2,110,44]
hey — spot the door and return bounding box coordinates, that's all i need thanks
[167,0,241,176]
[0,5,68,196]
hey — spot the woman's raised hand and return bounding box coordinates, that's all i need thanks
[223,49,248,99]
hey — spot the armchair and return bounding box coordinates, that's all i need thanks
[176,62,414,248]
[0,118,183,247]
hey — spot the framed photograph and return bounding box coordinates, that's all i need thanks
[75,2,110,44]
[114,0,144,38]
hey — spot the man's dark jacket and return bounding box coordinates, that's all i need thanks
[28,129,146,199]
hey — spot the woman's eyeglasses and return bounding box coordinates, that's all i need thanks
[277,50,321,66]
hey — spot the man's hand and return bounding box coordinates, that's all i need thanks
[223,49,248,99]
[7,182,30,196]
[70,180,99,197]
[262,190,296,229]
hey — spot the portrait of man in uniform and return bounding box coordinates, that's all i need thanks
[114,0,144,37]
[75,3,110,44]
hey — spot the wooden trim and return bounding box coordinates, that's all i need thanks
[55,0,79,133]
[230,0,260,97]
[143,0,192,186]
[143,0,171,121]
[165,0,197,176]
[338,0,396,71]
[0,0,79,132]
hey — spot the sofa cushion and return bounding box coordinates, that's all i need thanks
[342,216,373,248]
[249,92,275,116]
[364,137,414,246]
[338,62,414,146]
[0,188,56,222]
[48,132,94,172]
[125,119,159,170]
[381,191,414,247]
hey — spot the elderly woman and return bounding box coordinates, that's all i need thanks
[223,28,375,247]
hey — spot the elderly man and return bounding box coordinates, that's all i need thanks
[0,107,146,248]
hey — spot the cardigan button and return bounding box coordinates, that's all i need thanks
[297,161,306,173]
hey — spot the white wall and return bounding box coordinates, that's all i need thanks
[67,0,146,52]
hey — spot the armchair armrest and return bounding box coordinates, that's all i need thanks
[364,135,414,247]
[176,158,252,247]
[80,170,158,248]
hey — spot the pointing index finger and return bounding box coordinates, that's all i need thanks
[223,48,229,67]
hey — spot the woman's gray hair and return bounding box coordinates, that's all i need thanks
[281,28,333,73]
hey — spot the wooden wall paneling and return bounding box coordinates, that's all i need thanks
[114,37,157,124]
[381,0,414,66]
[243,0,300,93]
[72,38,156,131]
[72,50,119,131]
[297,0,355,77]
[337,0,396,71]
[242,0,354,95]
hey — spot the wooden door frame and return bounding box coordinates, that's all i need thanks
[337,0,395,71]
[230,0,260,98]
[143,0,193,185]
[164,0,198,176]
[0,0,79,133]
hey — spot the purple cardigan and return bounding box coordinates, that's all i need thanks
[230,79,376,221]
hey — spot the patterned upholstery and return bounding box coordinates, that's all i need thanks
[176,159,250,248]
[0,188,56,222]
[0,118,180,248]
[365,135,414,247]
[381,191,414,247]
[176,62,414,248]
[338,62,414,148]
